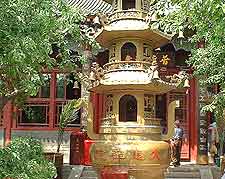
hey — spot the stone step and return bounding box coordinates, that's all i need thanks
[80,166,98,178]
[62,165,74,179]
[63,165,80,173]
[83,166,96,171]
[166,178,200,179]
[67,166,84,179]
[164,166,202,179]
[64,165,220,179]
[164,165,221,179]
[81,170,98,177]
[167,166,199,172]
[63,170,74,174]
[63,173,71,179]
[165,171,201,178]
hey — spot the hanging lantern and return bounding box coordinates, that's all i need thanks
[183,79,190,88]
[151,13,158,22]
[93,16,101,25]
[178,30,185,45]
[73,81,80,89]
[86,16,91,23]
[152,70,160,80]
[178,30,184,39]
[90,71,95,81]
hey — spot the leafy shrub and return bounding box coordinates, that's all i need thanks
[57,98,86,152]
[0,137,57,179]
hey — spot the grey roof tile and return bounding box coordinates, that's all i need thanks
[68,0,113,14]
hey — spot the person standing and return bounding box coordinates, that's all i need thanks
[208,122,219,165]
[170,120,184,167]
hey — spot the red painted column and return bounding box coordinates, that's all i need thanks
[4,102,13,145]
[12,106,17,129]
[49,72,56,128]
[92,92,99,134]
[189,78,198,162]
[97,94,104,133]
[92,93,104,134]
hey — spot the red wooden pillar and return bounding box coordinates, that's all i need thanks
[189,78,198,162]
[92,92,99,134]
[91,92,104,134]
[49,72,56,128]
[4,102,13,145]
[98,94,104,133]
[12,106,17,129]
[96,94,100,134]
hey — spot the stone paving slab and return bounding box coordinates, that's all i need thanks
[63,164,221,179]
[68,166,84,179]
[166,164,221,179]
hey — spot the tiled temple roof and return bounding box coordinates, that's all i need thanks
[67,0,113,14]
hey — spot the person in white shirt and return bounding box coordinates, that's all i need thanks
[170,120,184,166]
[208,122,219,165]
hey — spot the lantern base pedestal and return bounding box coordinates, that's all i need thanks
[90,140,170,179]
[99,166,165,179]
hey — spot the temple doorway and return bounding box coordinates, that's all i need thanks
[121,42,137,61]
[119,95,137,122]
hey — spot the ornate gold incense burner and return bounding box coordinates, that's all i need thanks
[87,70,181,179]
[85,0,188,178]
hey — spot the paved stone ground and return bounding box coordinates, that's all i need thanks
[62,163,222,179]
[63,165,97,179]
[165,164,221,179]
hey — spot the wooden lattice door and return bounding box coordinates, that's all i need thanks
[169,91,190,160]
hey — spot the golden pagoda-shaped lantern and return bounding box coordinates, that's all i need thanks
[87,1,185,178]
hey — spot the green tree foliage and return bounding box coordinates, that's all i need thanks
[57,98,87,152]
[0,137,57,179]
[0,0,95,108]
[152,0,225,117]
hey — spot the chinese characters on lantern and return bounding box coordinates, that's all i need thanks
[151,54,171,67]
[133,149,145,160]
[95,148,161,161]
[112,149,126,160]
[150,149,160,160]
[160,55,170,65]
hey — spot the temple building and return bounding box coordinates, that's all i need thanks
[0,0,212,172]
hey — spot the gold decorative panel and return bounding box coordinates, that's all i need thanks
[91,140,170,168]
[144,94,155,119]
[105,94,113,116]
[101,94,114,126]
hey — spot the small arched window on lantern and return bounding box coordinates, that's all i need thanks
[121,42,137,61]
[119,95,137,122]
[122,0,136,10]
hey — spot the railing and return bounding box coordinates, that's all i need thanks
[103,61,152,73]
[100,115,116,126]
[144,117,161,126]
[108,10,148,23]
